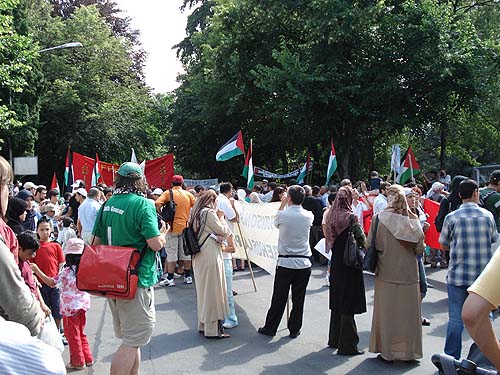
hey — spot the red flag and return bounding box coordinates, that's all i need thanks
[423,198,440,249]
[72,152,95,189]
[51,172,60,191]
[144,154,174,189]
[99,161,120,187]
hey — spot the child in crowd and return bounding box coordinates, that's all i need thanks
[31,238,93,370]
[17,231,51,317]
[33,218,65,333]
[57,217,77,247]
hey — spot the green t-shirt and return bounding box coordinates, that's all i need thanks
[480,187,500,232]
[92,194,161,288]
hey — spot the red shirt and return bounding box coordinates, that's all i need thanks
[19,260,38,299]
[0,219,19,264]
[33,241,65,284]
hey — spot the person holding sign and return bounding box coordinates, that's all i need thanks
[257,185,313,338]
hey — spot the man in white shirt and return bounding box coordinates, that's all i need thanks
[77,188,101,244]
[373,182,391,215]
[258,185,314,338]
[261,182,277,203]
[217,182,239,329]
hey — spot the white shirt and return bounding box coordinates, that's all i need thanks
[352,200,368,224]
[217,194,237,259]
[261,190,273,203]
[78,198,101,233]
[274,205,314,269]
[373,194,388,215]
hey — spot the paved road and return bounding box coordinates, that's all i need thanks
[68,264,499,374]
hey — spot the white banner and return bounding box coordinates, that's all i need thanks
[184,178,218,189]
[232,201,281,275]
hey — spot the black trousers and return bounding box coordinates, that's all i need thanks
[262,266,311,335]
[328,309,359,353]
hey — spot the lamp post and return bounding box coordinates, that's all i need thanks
[38,42,83,53]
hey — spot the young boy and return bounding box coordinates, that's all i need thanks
[33,218,65,331]
[17,231,50,317]
[56,217,77,248]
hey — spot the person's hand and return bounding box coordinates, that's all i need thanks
[422,222,430,233]
[216,234,225,243]
[41,304,51,317]
[281,192,287,203]
[30,263,40,273]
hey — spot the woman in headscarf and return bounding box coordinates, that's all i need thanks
[6,196,27,235]
[324,187,366,356]
[368,185,425,363]
[190,190,231,338]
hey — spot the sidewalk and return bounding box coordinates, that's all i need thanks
[69,265,496,374]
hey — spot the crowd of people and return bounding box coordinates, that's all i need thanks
[1,156,500,374]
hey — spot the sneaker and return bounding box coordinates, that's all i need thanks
[184,276,193,284]
[222,322,238,329]
[160,273,168,281]
[159,278,175,287]
[173,273,183,279]
[61,333,68,346]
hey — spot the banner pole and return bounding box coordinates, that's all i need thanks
[236,221,257,292]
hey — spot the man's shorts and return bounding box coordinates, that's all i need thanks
[108,287,156,347]
[166,232,191,262]
[40,284,62,320]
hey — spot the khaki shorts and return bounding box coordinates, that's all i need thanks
[166,232,191,262]
[108,287,155,347]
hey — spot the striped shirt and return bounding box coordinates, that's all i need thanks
[439,202,499,286]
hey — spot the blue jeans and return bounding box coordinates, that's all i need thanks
[223,259,238,326]
[444,284,469,359]
[417,255,427,299]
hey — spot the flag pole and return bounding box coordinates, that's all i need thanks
[409,151,415,183]
[236,222,257,292]
[62,145,70,193]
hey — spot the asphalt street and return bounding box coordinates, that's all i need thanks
[67,264,499,374]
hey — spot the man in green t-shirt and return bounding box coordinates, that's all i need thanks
[92,162,166,375]
[479,170,500,232]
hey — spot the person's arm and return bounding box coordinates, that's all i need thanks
[222,234,236,253]
[36,286,51,317]
[353,222,366,248]
[439,216,451,251]
[64,206,73,219]
[77,218,82,238]
[154,191,169,213]
[30,264,56,288]
[462,293,500,372]
[146,235,166,252]
[0,245,44,336]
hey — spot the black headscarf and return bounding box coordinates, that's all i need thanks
[448,175,467,211]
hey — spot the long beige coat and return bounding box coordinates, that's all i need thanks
[192,210,230,335]
[367,217,424,361]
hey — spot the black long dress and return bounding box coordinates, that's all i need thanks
[328,223,366,353]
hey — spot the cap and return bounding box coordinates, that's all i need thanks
[490,170,500,184]
[75,188,87,198]
[41,203,57,213]
[71,179,85,188]
[172,175,184,184]
[117,162,143,178]
[152,188,163,195]
[63,238,85,255]
[262,179,268,184]
[404,187,416,196]
[431,182,444,191]
[23,182,37,190]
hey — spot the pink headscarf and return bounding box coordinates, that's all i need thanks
[324,187,357,246]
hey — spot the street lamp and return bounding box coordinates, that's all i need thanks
[38,42,83,53]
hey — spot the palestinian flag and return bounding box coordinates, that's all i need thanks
[63,147,73,192]
[92,153,101,186]
[297,153,312,184]
[241,139,254,189]
[326,140,337,185]
[216,131,245,161]
[50,172,60,192]
[396,146,421,184]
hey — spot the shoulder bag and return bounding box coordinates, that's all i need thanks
[343,214,365,270]
[363,215,379,273]
[76,201,146,300]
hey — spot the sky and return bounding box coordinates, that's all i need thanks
[115,0,189,93]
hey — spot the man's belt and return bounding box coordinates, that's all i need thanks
[278,255,311,259]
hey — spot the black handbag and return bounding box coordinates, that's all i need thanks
[343,214,365,270]
[363,215,379,273]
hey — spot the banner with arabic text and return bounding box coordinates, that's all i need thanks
[253,167,300,179]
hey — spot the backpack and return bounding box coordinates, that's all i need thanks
[182,226,210,256]
[160,189,176,224]
[479,189,496,208]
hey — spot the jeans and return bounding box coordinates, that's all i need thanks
[417,254,427,299]
[444,284,469,359]
[223,259,238,326]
